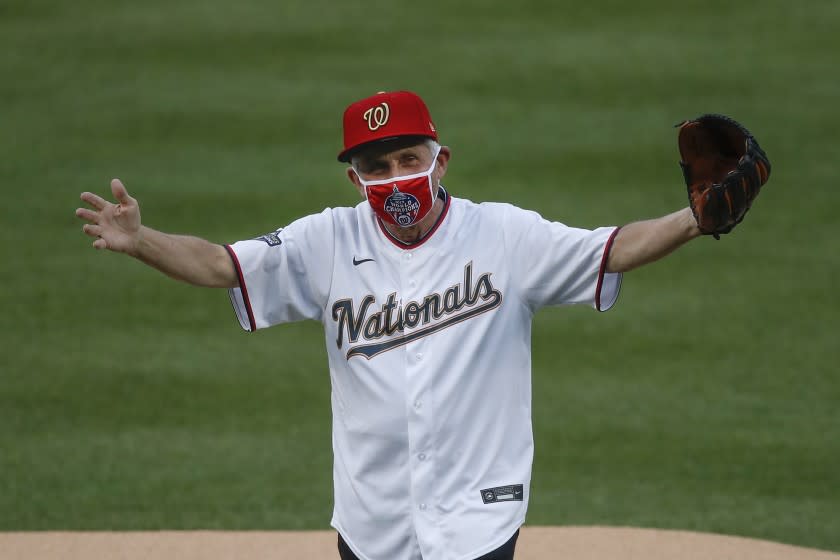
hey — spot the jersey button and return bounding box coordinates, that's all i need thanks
[418,453,427,461]
[414,400,422,410]
[419,503,427,511]
[416,353,423,361]
[404,252,413,261]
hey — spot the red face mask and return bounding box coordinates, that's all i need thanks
[356,146,442,227]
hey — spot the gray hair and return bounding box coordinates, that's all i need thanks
[351,138,440,172]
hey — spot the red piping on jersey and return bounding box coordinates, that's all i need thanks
[224,244,257,332]
[595,226,621,312]
[376,188,451,250]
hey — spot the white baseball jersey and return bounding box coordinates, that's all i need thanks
[225,188,622,560]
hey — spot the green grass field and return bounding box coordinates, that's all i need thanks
[2,0,839,552]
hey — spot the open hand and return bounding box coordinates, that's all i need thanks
[76,178,142,253]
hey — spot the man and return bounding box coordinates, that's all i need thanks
[75,91,758,560]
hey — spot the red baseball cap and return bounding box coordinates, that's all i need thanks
[338,90,438,162]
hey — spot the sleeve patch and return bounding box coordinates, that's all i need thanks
[256,228,283,246]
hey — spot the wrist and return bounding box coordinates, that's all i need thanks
[682,207,702,239]
[127,226,147,258]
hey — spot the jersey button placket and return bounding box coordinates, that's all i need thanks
[400,248,437,557]
[407,344,436,531]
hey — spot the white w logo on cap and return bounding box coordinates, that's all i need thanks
[363,102,390,131]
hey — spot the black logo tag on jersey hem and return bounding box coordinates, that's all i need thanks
[353,257,375,266]
[481,484,524,504]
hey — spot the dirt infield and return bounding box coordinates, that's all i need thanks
[2,526,839,560]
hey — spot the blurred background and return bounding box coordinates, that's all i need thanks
[1,0,838,551]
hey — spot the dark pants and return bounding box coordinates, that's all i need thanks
[338,529,519,560]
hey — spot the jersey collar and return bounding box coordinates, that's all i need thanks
[377,186,451,250]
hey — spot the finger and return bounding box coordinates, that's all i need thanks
[93,237,108,250]
[80,191,108,210]
[111,178,133,206]
[75,207,100,223]
[82,224,103,238]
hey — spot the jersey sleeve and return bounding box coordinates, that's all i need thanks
[506,206,622,312]
[225,208,335,331]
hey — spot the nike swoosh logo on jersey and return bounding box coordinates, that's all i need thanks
[353,257,375,266]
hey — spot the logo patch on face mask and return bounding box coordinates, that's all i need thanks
[384,186,420,227]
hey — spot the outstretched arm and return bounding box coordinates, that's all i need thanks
[76,179,238,288]
[606,207,701,273]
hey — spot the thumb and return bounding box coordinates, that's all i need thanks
[111,178,133,206]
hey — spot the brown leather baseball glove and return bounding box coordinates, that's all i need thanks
[676,114,771,238]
